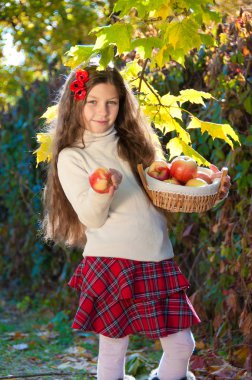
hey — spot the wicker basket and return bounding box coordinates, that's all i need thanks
[137,163,228,213]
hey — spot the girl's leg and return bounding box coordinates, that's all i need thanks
[157,329,195,380]
[97,334,129,380]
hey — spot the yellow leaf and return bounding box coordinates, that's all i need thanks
[178,89,214,105]
[149,4,173,20]
[152,45,167,69]
[219,33,228,45]
[161,94,182,120]
[40,105,58,124]
[120,61,142,82]
[33,132,54,167]
[187,116,241,149]
[166,137,210,166]
[134,78,159,101]
[143,104,190,143]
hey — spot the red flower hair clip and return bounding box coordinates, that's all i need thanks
[70,69,89,100]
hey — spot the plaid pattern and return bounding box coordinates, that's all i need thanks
[68,257,201,339]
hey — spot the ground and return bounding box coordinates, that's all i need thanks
[0,297,249,380]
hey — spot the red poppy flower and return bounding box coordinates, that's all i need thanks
[70,69,89,101]
[76,69,89,83]
[74,89,87,100]
[70,80,83,92]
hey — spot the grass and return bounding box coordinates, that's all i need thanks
[0,297,160,380]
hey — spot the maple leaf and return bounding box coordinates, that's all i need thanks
[91,24,133,55]
[166,137,210,166]
[113,0,165,18]
[178,89,214,105]
[120,61,143,82]
[161,94,182,120]
[149,3,174,20]
[187,116,241,149]
[33,132,54,167]
[40,105,58,123]
[165,16,202,53]
[97,45,115,69]
[64,45,94,69]
[131,37,163,59]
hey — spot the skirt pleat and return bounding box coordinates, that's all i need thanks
[68,256,201,339]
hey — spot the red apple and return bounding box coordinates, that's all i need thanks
[185,178,208,187]
[193,170,212,184]
[170,156,197,184]
[164,177,181,185]
[89,167,112,194]
[147,161,170,181]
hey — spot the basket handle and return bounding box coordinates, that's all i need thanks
[217,167,228,198]
[137,164,153,201]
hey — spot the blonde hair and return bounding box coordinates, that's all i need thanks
[41,66,156,248]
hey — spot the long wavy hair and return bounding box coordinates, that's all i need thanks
[41,65,156,249]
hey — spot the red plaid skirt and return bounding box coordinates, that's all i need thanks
[68,256,200,339]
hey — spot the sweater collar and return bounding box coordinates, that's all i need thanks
[74,125,117,147]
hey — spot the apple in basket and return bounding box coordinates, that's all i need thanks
[89,167,112,193]
[185,178,208,187]
[193,169,212,184]
[164,177,181,185]
[147,160,170,181]
[170,156,198,184]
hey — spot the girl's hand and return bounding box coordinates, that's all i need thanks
[210,164,231,200]
[108,168,123,195]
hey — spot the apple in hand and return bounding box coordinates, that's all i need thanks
[147,161,170,181]
[164,177,181,185]
[89,167,112,194]
[185,178,208,187]
[170,156,197,184]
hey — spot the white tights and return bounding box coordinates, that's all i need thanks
[96,329,195,380]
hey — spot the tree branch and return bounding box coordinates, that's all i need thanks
[138,58,150,94]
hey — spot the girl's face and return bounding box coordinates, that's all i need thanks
[82,83,119,133]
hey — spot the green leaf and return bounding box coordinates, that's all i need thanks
[64,45,94,69]
[243,96,252,115]
[166,137,210,166]
[164,16,202,53]
[199,33,215,47]
[97,45,115,69]
[120,61,143,82]
[187,116,241,149]
[92,23,133,55]
[131,37,163,59]
[113,0,151,18]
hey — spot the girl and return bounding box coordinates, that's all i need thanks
[42,65,230,380]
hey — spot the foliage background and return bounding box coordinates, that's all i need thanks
[0,0,252,374]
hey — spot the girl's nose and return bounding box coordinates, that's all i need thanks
[97,103,108,116]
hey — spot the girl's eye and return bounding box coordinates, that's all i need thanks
[87,100,96,104]
[108,101,118,105]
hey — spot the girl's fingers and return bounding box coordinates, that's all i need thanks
[209,164,220,173]
[109,168,123,187]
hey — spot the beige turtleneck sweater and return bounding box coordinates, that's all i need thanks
[57,126,174,261]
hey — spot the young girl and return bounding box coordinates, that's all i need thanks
[42,65,230,380]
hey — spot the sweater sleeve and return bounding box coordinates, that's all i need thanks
[57,149,113,228]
